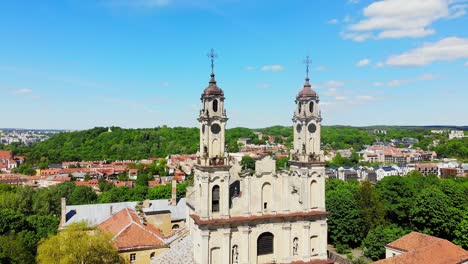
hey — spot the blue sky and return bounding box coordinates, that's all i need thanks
[1,0,467,129]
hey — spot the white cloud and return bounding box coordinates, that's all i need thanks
[314,66,327,71]
[328,19,339,24]
[375,62,385,68]
[356,95,375,101]
[325,80,345,87]
[465,61,468,66]
[261,65,284,71]
[373,82,385,87]
[348,0,360,4]
[335,96,348,101]
[343,0,467,41]
[245,66,256,71]
[386,74,441,86]
[357,58,371,67]
[257,83,271,89]
[386,37,468,66]
[13,89,33,94]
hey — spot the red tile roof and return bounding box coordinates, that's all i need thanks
[0,150,13,159]
[376,232,468,264]
[99,208,166,251]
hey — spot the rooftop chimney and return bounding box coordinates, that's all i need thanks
[171,179,177,206]
[61,197,66,226]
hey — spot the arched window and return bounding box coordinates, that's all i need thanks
[261,183,272,211]
[257,232,274,256]
[172,224,180,230]
[212,185,220,212]
[213,99,218,112]
[150,252,155,259]
[309,101,314,113]
[310,180,318,209]
[229,180,241,208]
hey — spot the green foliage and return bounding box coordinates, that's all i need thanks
[0,233,36,264]
[68,186,98,205]
[326,186,364,247]
[275,156,289,170]
[361,225,407,260]
[36,222,124,264]
[241,156,256,170]
[410,187,462,239]
[454,211,468,249]
[434,138,468,159]
[357,181,386,235]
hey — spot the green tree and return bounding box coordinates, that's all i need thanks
[36,222,125,264]
[454,211,468,249]
[410,187,461,239]
[68,186,97,205]
[275,157,289,170]
[241,156,256,170]
[376,176,414,227]
[357,181,386,236]
[326,186,363,248]
[0,234,35,264]
[136,174,149,186]
[361,225,407,260]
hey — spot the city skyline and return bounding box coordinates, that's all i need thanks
[1,0,468,130]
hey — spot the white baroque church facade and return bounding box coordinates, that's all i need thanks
[186,62,332,264]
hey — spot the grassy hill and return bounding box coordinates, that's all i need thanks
[2,125,467,166]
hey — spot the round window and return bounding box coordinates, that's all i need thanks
[211,124,221,134]
[296,124,302,133]
[308,124,317,133]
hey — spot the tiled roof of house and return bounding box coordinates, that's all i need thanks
[99,208,166,251]
[0,150,12,159]
[376,232,468,264]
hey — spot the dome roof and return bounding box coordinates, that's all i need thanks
[297,78,317,99]
[203,74,224,96]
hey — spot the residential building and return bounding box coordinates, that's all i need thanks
[449,130,465,140]
[376,232,468,264]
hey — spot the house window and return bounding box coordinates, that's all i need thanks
[130,253,136,262]
[172,224,180,230]
[212,185,220,212]
[257,232,274,256]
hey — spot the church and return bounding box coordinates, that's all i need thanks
[186,52,332,264]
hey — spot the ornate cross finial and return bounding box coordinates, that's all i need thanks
[207,48,218,74]
[303,56,311,79]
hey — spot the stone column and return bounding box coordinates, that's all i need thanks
[221,174,230,218]
[221,227,231,264]
[201,176,210,219]
[281,224,292,262]
[281,174,289,213]
[238,226,250,264]
[302,223,311,260]
[319,221,328,258]
[201,230,210,264]
[244,175,251,216]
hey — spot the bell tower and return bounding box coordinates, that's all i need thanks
[197,49,228,167]
[291,56,323,163]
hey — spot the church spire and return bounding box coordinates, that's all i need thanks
[202,48,223,97]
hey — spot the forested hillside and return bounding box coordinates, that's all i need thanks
[1,126,466,166]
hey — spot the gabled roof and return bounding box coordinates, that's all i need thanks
[376,232,468,264]
[99,208,165,251]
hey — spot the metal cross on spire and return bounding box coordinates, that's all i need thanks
[303,55,311,79]
[207,48,218,74]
